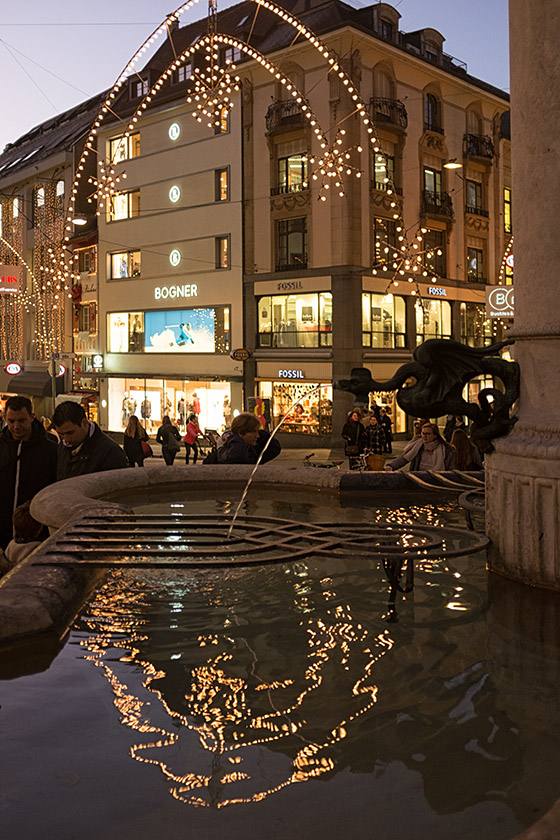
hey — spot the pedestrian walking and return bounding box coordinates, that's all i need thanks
[379,408,393,453]
[156,415,182,465]
[123,415,150,467]
[52,401,128,480]
[341,409,367,470]
[184,413,202,464]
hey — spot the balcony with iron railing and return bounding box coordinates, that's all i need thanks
[276,254,308,272]
[422,190,453,218]
[265,100,304,134]
[369,98,408,131]
[463,133,494,161]
[465,204,489,218]
[270,182,308,196]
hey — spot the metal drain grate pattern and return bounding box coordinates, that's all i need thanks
[39,513,490,568]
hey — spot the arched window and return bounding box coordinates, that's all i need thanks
[425,93,441,132]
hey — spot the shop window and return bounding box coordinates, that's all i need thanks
[109,132,140,163]
[215,235,230,269]
[425,93,442,132]
[460,302,492,347]
[373,153,394,191]
[107,306,230,354]
[257,291,332,348]
[415,298,451,343]
[259,381,333,436]
[424,228,446,277]
[110,250,141,279]
[504,187,513,234]
[276,154,307,194]
[467,247,485,283]
[107,190,140,222]
[215,168,229,201]
[362,293,406,349]
[465,180,484,215]
[277,217,307,271]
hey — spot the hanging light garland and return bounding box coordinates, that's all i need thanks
[304,129,363,200]
[186,41,241,129]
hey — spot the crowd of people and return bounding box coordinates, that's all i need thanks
[341,408,484,473]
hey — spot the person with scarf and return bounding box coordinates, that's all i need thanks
[384,422,455,472]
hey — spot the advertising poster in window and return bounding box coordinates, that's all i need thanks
[108,313,130,352]
[144,308,216,353]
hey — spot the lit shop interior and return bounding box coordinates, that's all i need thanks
[257,381,333,434]
[107,378,237,434]
[257,292,332,347]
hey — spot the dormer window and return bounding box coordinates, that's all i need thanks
[131,78,149,98]
[380,19,393,40]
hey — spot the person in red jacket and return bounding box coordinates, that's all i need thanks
[183,413,202,464]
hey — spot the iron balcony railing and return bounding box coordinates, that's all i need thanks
[369,98,408,130]
[276,255,308,272]
[422,190,453,218]
[463,133,494,159]
[270,182,307,196]
[465,204,489,217]
[265,100,304,133]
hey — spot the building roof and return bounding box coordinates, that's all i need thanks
[0,91,107,183]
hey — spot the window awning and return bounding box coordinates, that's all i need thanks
[0,370,65,397]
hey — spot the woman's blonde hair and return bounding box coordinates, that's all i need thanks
[125,415,145,437]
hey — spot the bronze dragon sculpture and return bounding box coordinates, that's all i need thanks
[335,338,520,452]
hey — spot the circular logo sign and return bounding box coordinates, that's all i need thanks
[488,286,515,313]
[5,362,21,375]
[505,254,514,269]
[93,354,103,368]
[56,364,66,377]
[169,249,182,267]
[169,185,181,203]
[231,348,251,362]
[168,122,181,141]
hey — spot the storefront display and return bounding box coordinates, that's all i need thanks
[258,381,332,435]
[362,293,406,348]
[107,306,231,354]
[415,298,452,342]
[108,377,232,434]
[368,390,407,435]
[257,292,332,348]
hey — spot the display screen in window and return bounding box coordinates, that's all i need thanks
[144,309,216,352]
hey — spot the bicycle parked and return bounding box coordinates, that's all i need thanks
[303,453,343,469]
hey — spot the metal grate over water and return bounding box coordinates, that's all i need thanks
[37,513,490,568]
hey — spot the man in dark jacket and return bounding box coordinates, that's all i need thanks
[219,412,282,464]
[52,400,128,480]
[0,395,58,549]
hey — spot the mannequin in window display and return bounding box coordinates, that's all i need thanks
[130,315,143,352]
[192,392,201,416]
[165,395,173,420]
[223,397,232,428]
[122,392,129,426]
[177,396,187,429]
[141,397,152,431]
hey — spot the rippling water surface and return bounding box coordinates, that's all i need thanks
[1,488,560,840]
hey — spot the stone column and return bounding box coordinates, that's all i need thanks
[486,1,560,587]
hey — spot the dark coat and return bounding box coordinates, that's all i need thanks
[364,423,387,454]
[341,419,367,453]
[0,419,58,548]
[123,430,149,464]
[221,429,282,464]
[156,422,181,452]
[57,422,128,480]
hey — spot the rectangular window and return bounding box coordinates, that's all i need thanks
[12,197,19,218]
[504,187,513,234]
[107,307,230,354]
[460,302,492,347]
[362,293,406,349]
[176,62,192,82]
[276,154,307,194]
[261,381,333,435]
[133,79,149,98]
[423,167,442,199]
[214,108,230,135]
[76,246,97,274]
[505,263,514,285]
[424,229,446,277]
[109,133,140,163]
[215,235,230,269]
[467,247,484,282]
[277,217,307,271]
[415,299,451,343]
[373,218,397,265]
[465,180,483,214]
[374,154,394,191]
[107,190,140,222]
[36,186,45,207]
[77,302,97,333]
[223,46,242,64]
[110,250,141,279]
[215,168,229,201]
[257,292,332,348]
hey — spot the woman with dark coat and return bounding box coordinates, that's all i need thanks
[450,428,483,471]
[123,415,149,467]
[220,412,281,464]
[364,414,387,454]
[341,409,367,469]
[156,415,182,465]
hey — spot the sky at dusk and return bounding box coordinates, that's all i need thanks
[0,0,509,153]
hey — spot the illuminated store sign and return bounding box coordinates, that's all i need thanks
[155,284,198,300]
[277,280,304,292]
[486,285,514,319]
[5,362,21,375]
[427,286,447,297]
[169,123,181,141]
[0,266,21,293]
[278,369,305,379]
[169,185,181,203]
[169,249,181,267]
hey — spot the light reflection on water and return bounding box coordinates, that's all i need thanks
[3,490,560,839]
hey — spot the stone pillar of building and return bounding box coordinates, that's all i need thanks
[486,1,560,588]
